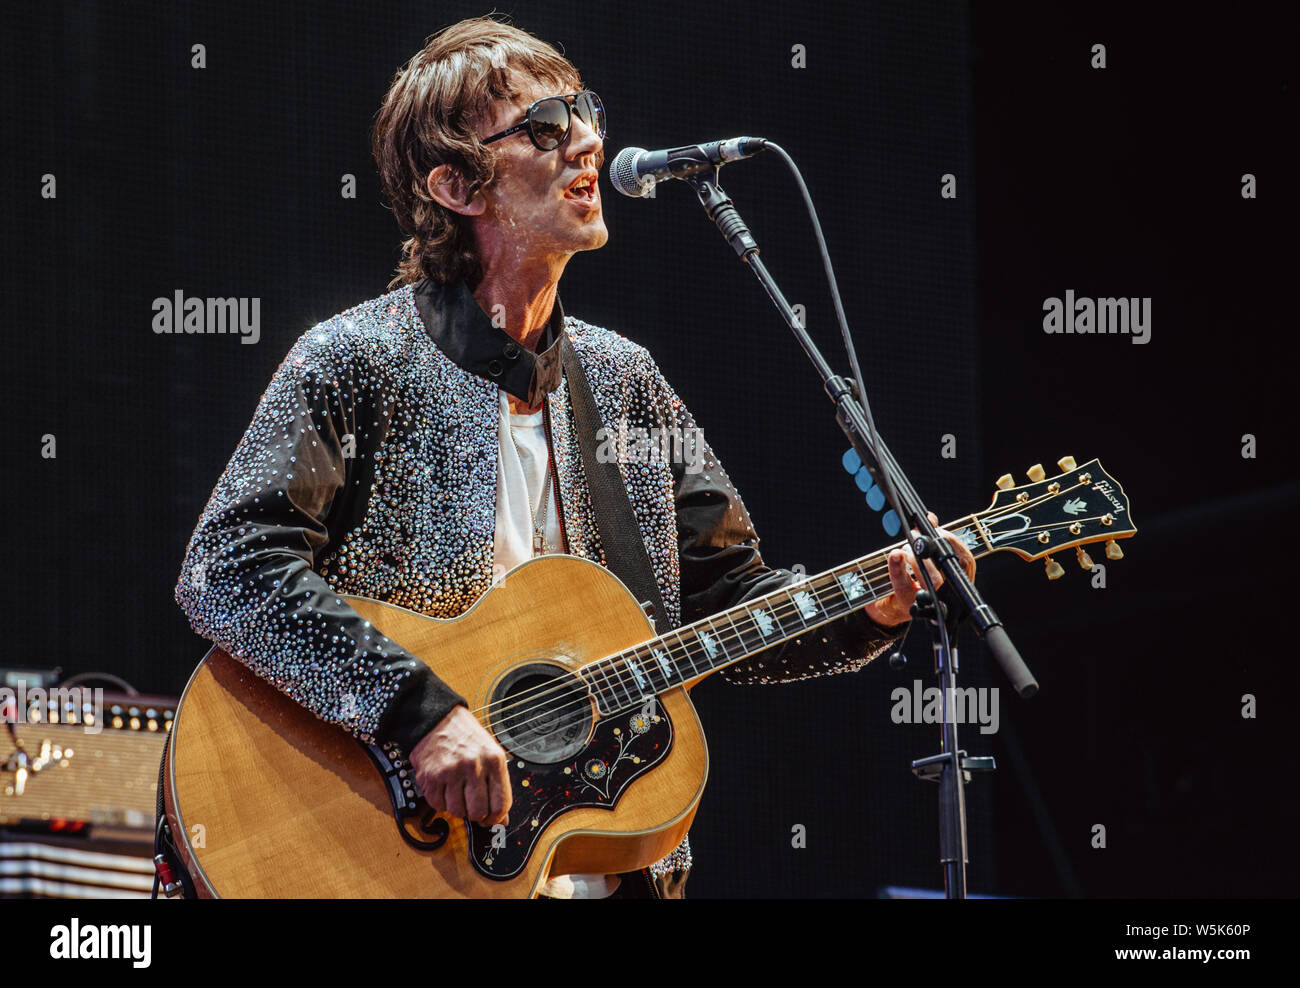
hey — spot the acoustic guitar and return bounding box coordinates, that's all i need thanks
[162,456,1134,897]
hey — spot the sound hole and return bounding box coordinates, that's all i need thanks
[489,663,593,765]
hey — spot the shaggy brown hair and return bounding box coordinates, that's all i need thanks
[372,17,586,289]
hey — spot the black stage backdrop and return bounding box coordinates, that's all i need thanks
[3,1,1294,898]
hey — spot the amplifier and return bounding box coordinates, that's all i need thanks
[1,683,176,898]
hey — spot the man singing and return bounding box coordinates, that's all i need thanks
[174,15,975,898]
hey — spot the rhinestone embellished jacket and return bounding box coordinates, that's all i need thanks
[174,278,907,876]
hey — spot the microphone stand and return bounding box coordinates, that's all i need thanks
[680,167,1037,898]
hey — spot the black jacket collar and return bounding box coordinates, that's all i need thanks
[412,278,565,406]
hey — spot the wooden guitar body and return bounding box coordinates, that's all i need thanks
[163,554,707,898]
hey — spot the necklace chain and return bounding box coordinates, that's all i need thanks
[507,413,553,555]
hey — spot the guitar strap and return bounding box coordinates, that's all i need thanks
[559,332,669,631]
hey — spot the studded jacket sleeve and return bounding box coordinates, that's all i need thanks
[646,366,909,685]
[174,329,466,753]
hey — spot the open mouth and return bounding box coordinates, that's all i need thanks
[563,174,598,202]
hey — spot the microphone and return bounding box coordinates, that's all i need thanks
[610,138,768,197]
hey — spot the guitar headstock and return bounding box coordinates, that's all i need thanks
[970,456,1136,578]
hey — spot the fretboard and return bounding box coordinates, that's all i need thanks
[577,518,986,714]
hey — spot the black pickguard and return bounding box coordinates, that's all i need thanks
[465,706,673,880]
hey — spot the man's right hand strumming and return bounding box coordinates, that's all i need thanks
[410,706,513,827]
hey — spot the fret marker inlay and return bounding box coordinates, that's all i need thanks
[652,649,673,679]
[697,629,719,659]
[837,572,866,600]
[793,590,818,619]
[626,658,648,693]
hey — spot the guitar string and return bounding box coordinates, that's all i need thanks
[480,482,1122,736]
[489,568,904,741]
[486,501,1118,733]
[478,474,1105,729]
[476,510,979,728]
[476,481,1116,734]
[486,512,1123,745]
[484,497,1117,739]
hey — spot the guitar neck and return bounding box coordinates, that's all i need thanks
[578,515,990,714]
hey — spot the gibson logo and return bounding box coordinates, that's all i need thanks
[1091,480,1126,515]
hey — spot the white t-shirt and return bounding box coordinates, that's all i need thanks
[493,388,620,900]
[493,389,563,568]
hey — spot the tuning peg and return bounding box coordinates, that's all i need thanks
[995,473,1015,490]
[1044,555,1064,580]
[1076,546,1094,570]
[1027,463,1046,482]
[1105,539,1124,560]
[1057,455,1077,472]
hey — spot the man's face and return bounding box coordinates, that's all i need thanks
[470,76,608,271]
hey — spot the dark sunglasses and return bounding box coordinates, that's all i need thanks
[482,91,606,151]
